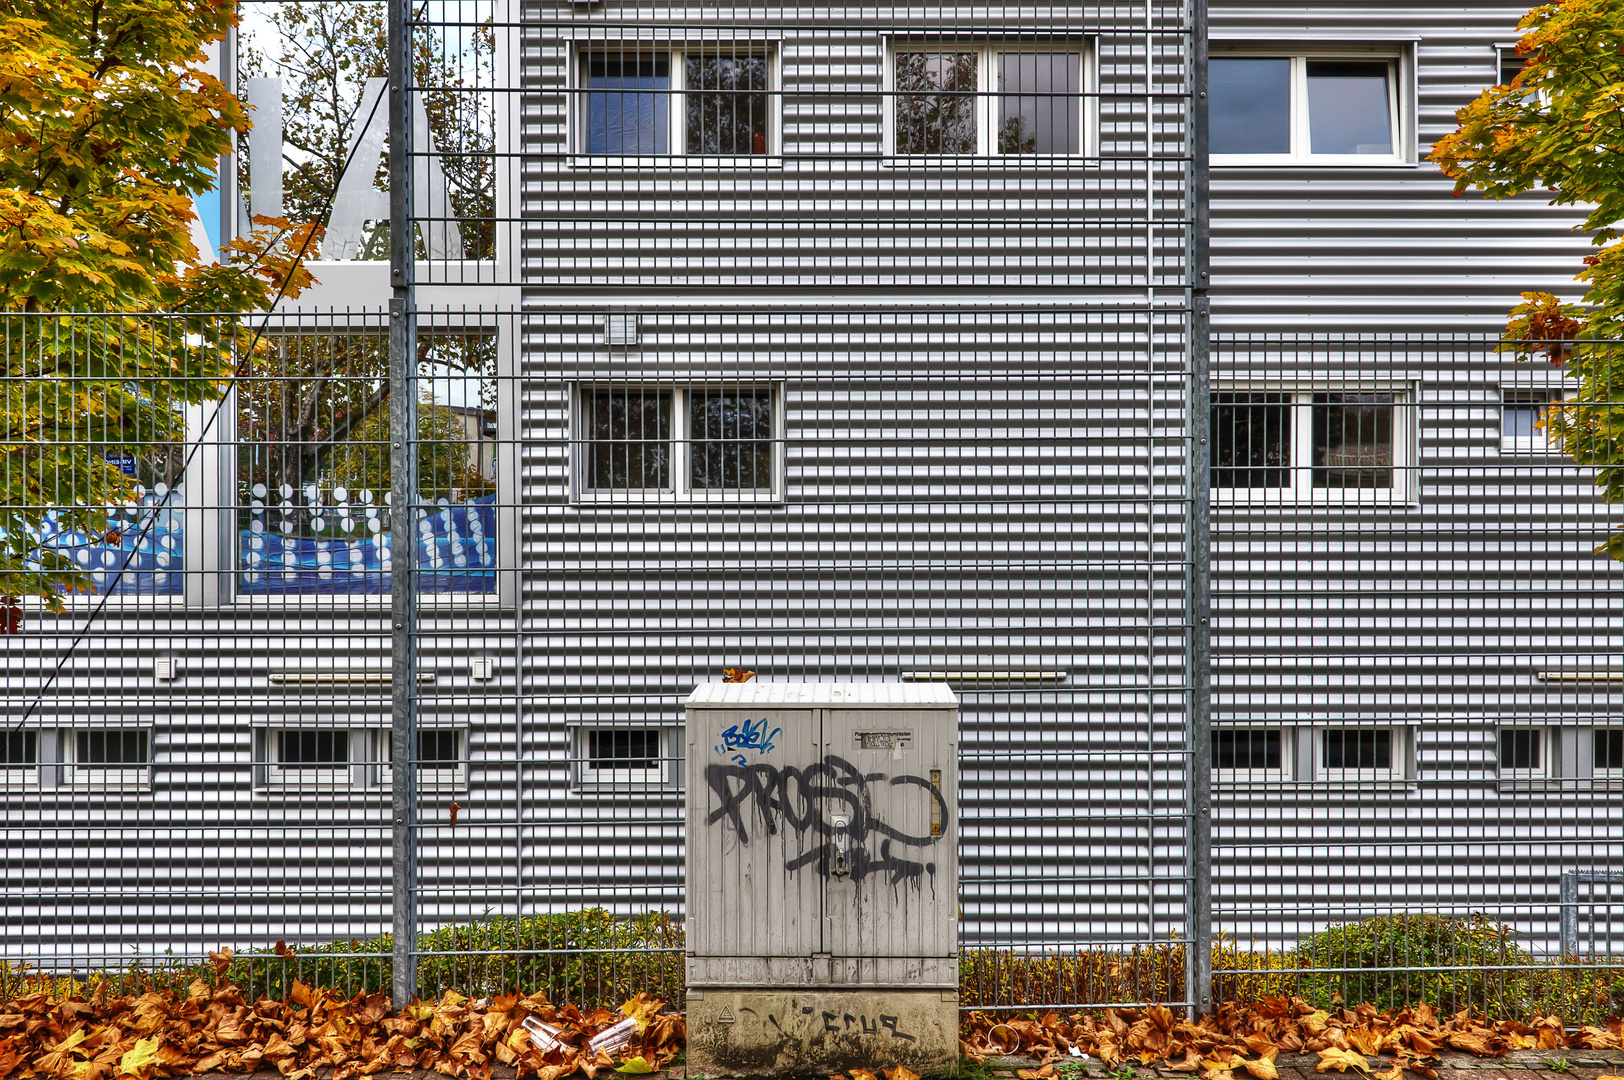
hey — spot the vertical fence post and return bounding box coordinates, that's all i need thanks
[1560,871,1578,958]
[388,0,419,1010]
[1187,0,1214,1019]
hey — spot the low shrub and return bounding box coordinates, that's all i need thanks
[1294,913,1531,1015]
[224,908,686,1005]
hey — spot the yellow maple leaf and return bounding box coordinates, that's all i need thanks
[1316,1049,1369,1074]
[115,1036,165,1080]
[615,1058,654,1074]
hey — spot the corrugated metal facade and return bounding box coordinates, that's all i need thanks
[1207,2,1623,957]
[3,0,1618,1000]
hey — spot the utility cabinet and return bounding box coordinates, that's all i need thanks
[684,682,958,1077]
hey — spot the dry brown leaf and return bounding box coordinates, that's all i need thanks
[1315,1048,1370,1074]
[886,1066,922,1080]
[1241,1056,1279,1080]
[1371,1066,1404,1080]
[851,1069,879,1080]
[1347,1029,1381,1056]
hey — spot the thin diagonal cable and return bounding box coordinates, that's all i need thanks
[15,76,391,729]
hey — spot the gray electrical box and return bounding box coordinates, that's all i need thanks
[684,682,959,1076]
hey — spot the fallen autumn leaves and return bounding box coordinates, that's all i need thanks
[0,950,682,1080]
[5,950,1623,1080]
[959,1000,1622,1080]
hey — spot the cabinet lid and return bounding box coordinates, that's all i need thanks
[684,681,958,709]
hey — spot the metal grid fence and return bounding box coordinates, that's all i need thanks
[5,0,1622,1026]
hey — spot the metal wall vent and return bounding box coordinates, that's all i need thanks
[605,313,639,347]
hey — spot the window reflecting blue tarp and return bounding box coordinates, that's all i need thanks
[37,488,185,596]
[238,494,496,594]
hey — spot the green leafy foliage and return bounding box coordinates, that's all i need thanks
[1432,0,1624,558]
[0,0,314,618]
[1295,914,1531,1016]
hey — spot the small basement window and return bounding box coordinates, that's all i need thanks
[68,729,151,788]
[1318,727,1407,782]
[1212,728,1290,781]
[379,729,468,791]
[1499,727,1547,778]
[262,728,361,789]
[1595,728,1624,777]
[576,727,671,788]
[0,731,39,787]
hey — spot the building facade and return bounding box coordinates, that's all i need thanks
[1,0,1618,992]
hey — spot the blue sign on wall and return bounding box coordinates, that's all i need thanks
[105,453,138,477]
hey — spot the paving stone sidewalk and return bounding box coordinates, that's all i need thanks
[181,1048,1624,1080]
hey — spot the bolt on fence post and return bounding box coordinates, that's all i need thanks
[1187,0,1214,1019]
[388,0,419,1011]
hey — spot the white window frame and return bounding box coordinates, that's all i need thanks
[573,726,677,790]
[573,44,781,159]
[884,41,1097,157]
[377,727,468,792]
[1208,47,1415,166]
[1212,727,1292,782]
[1315,726,1408,783]
[63,728,153,790]
[573,383,784,504]
[1497,725,1549,779]
[1210,384,1414,504]
[258,727,373,791]
[1501,387,1569,455]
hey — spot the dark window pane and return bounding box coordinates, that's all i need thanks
[1596,729,1624,770]
[1498,51,1527,87]
[1213,729,1282,771]
[77,730,149,765]
[691,388,774,490]
[1212,393,1291,487]
[997,52,1080,153]
[896,52,978,154]
[2,732,38,766]
[1500,729,1541,771]
[588,729,659,771]
[1312,393,1394,489]
[278,730,348,765]
[586,55,670,153]
[685,55,769,154]
[1210,58,1290,154]
[417,730,461,767]
[1306,60,1393,155]
[1322,729,1392,770]
[586,389,672,490]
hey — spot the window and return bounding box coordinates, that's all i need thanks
[378,729,467,791]
[260,728,366,789]
[1210,52,1408,163]
[237,328,499,599]
[1502,388,1566,454]
[1212,728,1290,781]
[581,48,775,155]
[0,731,39,787]
[1211,389,1409,501]
[66,729,151,788]
[1497,44,1528,87]
[576,385,781,502]
[1317,727,1407,782]
[575,727,673,788]
[1596,729,1624,778]
[1499,727,1548,778]
[890,45,1090,155]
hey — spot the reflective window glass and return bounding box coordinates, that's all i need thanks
[1312,393,1394,489]
[685,55,768,154]
[586,389,673,490]
[1210,58,1290,154]
[997,53,1080,153]
[895,52,978,154]
[1306,60,1393,155]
